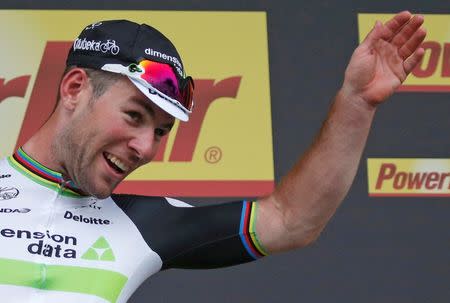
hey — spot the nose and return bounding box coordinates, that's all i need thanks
[128,130,155,163]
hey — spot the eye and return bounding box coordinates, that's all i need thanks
[155,128,167,137]
[126,111,143,123]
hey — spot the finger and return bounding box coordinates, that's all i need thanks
[398,27,427,60]
[404,47,425,74]
[362,20,389,46]
[362,12,412,46]
[391,15,424,48]
[383,11,412,40]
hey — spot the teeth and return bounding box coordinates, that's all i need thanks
[106,153,129,172]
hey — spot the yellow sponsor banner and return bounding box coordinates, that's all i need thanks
[0,10,274,196]
[358,14,450,92]
[367,159,450,196]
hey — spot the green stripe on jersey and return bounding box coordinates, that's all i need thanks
[0,258,128,303]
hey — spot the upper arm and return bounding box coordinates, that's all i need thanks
[113,194,268,269]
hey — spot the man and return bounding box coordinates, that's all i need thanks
[0,11,426,303]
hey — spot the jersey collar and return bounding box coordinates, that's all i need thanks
[9,147,87,197]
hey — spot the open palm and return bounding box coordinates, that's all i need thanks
[344,12,426,105]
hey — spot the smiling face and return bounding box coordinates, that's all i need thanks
[54,71,175,198]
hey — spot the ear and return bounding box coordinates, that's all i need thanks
[59,68,90,111]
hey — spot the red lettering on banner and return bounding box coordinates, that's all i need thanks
[411,41,450,78]
[375,163,396,189]
[168,77,242,162]
[425,172,439,190]
[412,41,441,78]
[0,76,31,103]
[442,43,450,77]
[153,77,242,162]
[392,172,406,189]
[375,163,450,190]
[407,172,427,189]
[442,174,450,190]
[15,42,71,149]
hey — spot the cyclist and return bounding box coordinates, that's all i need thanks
[0,12,426,303]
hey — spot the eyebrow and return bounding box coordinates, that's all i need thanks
[131,97,174,131]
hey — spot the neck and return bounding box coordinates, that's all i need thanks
[22,113,63,173]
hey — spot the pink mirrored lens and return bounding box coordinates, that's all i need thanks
[138,60,194,111]
[139,60,181,101]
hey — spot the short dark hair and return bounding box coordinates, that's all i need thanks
[50,66,123,119]
[59,66,123,100]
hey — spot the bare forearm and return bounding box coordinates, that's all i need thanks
[255,12,425,254]
[258,88,376,252]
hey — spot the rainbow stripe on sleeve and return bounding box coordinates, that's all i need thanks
[239,200,268,259]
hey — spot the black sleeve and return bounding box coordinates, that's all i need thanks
[111,194,267,270]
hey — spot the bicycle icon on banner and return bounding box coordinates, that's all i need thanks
[100,40,120,55]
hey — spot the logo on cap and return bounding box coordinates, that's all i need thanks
[73,38,120,55]
[85,22,103,30]
[145,48,183,77]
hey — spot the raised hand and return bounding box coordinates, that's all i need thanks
[343,11,426,106]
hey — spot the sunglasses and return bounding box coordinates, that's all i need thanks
[131,59,194,114]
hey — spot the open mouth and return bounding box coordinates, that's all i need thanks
[103,152,129,175]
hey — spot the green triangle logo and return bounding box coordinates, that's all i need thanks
[82,236,115,261]
[81,248,99,260]
[92,236,110,249]
[100,248,115,261]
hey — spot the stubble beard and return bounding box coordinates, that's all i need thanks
[52,115,113,199]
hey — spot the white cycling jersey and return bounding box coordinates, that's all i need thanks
[0,148,266,302]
